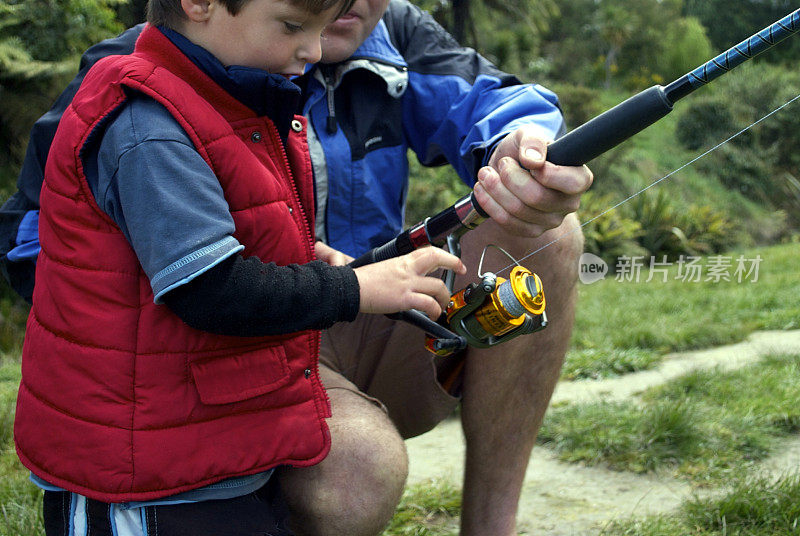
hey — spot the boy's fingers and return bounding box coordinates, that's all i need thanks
[410,247,466,275]
[414,277,451,308]
[410,294,443,319]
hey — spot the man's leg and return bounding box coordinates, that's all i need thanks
[277,385,409,536]
[456,215,583,536]
[276,305,461,536]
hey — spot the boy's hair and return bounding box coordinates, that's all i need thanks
[147,0,356,31]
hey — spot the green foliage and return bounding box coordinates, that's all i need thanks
[538,398,705,474]
[654,17,713,84]
[0,284,29,355]
[416,0,558,70]
[672,204,739,256]
[579,191,645,265]
[675,97,737,151]
[683,0,800,66]
[2,0,124,62]
[405,157,469,228]
[538,0,711,89]
[679,473,800,535]
[626,190,738,259]
[0,359,43,536]
[545,82,603,128]
[0,0,124,187]
[675,63,800,226]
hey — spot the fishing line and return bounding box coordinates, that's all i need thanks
[495,91,800,276]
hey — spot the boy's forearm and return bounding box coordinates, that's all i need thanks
[163,255,360,336]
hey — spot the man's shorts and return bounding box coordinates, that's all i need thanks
[318,312,462,439]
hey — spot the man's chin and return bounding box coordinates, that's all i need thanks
[320,36,360,64]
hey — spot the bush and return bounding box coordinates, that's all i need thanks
[624,190,738,259]
[672,204,739,256]
[406,157,469,227]
[675,97,738,151]
[674,63,800,228]
[578,191,645,264]
[547,82,604,128]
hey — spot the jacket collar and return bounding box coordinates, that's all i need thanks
[302,20,408,96]
[347,19,406,67]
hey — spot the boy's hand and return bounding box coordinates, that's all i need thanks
[473,125,594,237]
[354,247,466,319]
[315,241,353,266]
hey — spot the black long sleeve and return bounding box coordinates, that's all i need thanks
[163,254,360,337]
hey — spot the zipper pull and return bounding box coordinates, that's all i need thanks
[323,67,338,134]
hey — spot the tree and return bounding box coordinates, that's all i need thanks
[539,0,713,90]
[683,0,800,64]
[0,0,123,188]
[413,0,558,75]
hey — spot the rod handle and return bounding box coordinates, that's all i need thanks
[348,236,404,268]
[545,85,674,167]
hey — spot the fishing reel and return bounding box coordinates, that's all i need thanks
[425,264,548,356]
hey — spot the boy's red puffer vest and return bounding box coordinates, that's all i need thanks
[14,25,331,503]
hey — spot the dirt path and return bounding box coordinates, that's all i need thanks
[404,329,800,535]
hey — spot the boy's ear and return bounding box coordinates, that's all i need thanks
[181,0,213,22]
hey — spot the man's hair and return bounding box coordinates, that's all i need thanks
[147,0,356,31]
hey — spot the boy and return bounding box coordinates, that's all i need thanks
[13,0,465,533]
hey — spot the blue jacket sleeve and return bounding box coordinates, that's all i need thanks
[384,0,565,186]
[0,24,143,301]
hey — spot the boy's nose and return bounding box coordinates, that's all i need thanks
[299,36,323,65]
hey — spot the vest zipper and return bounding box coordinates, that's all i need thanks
[264,119,331,418]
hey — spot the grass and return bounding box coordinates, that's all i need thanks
[539,353,800,484]
[381,480,461,536]
[564,241,800,379]
[0,288,29,356]
[561,347,661,380]
[1,242,797,533]
[603,473,800,536]
[0,357,42,536]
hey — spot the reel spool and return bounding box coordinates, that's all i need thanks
[426,265,547,356]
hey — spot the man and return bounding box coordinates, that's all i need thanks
[1,0,592,534]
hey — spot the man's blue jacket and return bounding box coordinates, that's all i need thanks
[0,0,565,302]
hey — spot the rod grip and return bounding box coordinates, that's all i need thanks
[546,85,674,167]
[348,238,402,268]
[348,227,422,268]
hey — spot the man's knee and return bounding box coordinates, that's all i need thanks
[279,390,408,536]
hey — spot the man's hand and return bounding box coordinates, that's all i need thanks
[473,125,593,237]
[315,241,353,266]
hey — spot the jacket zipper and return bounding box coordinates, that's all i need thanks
[321,66,338,134]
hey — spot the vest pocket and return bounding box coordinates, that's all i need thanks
[190,345,291,405]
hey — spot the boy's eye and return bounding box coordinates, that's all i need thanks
[284,21,303,33]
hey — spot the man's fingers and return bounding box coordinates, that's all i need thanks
[473,181,560,236]
[518,134,547,171]
[535,163,594,196]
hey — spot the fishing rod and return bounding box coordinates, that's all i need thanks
[349,8,800,355]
